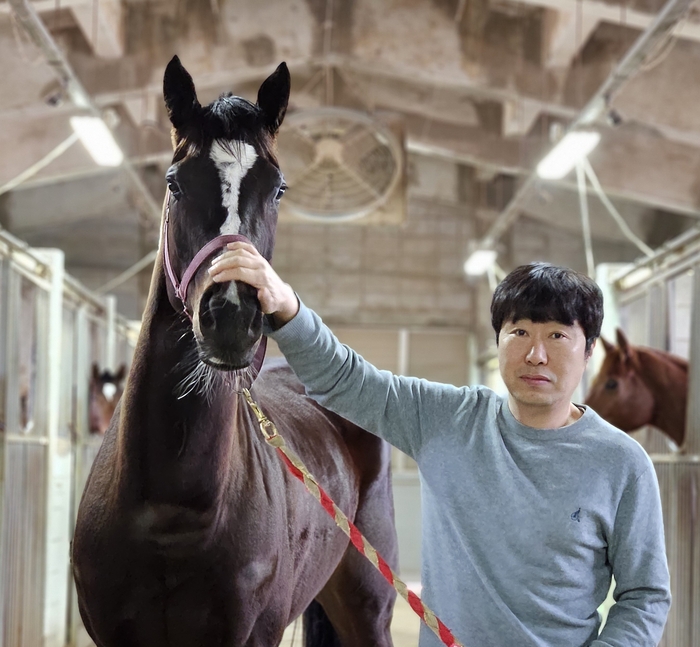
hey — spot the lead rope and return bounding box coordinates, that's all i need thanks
[241,388,464,647]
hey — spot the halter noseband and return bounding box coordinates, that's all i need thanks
[162,189,251,318]
[161,189,267,373]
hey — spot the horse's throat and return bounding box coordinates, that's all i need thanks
[114,254,241,501]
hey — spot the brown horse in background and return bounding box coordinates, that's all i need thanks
[585,328,688,449]
[71,57,397,647]
[88,363,127,434]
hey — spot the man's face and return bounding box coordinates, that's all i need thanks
[498,318,591,410]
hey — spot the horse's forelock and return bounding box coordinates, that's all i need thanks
[208,96,277,162]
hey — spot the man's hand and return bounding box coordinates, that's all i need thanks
[208,242,299,326]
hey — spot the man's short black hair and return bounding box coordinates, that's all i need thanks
[490,263,603,355]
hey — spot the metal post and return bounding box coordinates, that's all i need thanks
[0,255,9,647]
[37,249,71,647]
[105,295,117,371]
[684,265,700,454]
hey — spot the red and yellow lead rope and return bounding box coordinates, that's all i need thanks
[242,388,464,647]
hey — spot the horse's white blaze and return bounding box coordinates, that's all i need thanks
[102,383,117,401]
[210,140,258,305]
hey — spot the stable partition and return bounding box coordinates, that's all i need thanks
[607,228,700,646]
[0,229,138,647]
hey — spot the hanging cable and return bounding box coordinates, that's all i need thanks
[323,0,334,106]
[0,132,79,197]
[576,162,595,278]
[95,249,157,294]
[581,158,655,257]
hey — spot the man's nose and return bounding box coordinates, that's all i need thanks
[526,341,547,364]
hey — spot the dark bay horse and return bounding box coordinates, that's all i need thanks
[72,57,398,647]
[88,362,127,434]
[585,327,688,449]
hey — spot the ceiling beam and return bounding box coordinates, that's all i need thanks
[477,0,699,251]
[70,0,123,59]
[513,0,700,44]
[7,0,161,223]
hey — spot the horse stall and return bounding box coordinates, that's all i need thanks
[598,227,700,647]
[0,228,138,647]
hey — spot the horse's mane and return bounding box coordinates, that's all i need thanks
[636,345,688,373]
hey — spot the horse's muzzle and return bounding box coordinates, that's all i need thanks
[196,285,262,369]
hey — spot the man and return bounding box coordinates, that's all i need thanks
[209,245,671,647]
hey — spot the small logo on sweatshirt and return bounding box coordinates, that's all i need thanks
[571,508,581,522]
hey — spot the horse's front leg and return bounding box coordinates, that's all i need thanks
[245,611,289,647]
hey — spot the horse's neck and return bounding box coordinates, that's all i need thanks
[115,258,249,504]
[638,348,688,446]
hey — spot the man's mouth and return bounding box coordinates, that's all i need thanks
[520,375,551,384]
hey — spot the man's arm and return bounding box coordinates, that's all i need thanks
[591,465,671,647]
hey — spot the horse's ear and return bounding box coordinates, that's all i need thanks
[616,328,635,362]
[114,363,127,383]
[91,362,100,382]
[256,62,290,135]
[163,55,202,132]
[600,336,615,355]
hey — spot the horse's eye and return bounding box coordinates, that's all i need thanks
[605,378,618,390]
[166,178,182,200]
[275,184,287,201]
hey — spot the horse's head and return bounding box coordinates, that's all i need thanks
[89,363,127,434]
[585,328,655,431]
[161,56,290,370]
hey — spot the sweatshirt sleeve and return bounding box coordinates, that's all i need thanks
[590,462,671,647]
[267,300,470,459]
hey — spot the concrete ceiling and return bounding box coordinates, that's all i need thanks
[1,0,700,319]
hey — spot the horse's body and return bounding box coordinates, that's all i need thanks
[585,328,688,449]
[72,57,397,647]
[88,363,126,434]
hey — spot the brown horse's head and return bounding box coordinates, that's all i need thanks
[89,363,127,434]
[161,56,290,370]
[585,328,655,431]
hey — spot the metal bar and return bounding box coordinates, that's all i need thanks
[683,266,700,455]
[0,256,9,647]
[4,436,49,446]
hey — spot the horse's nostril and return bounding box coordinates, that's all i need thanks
[199,304,216,331]
[200,293,236,332]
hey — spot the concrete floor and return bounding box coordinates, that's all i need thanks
[279,592,422,646]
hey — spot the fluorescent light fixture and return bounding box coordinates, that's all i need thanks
[464,249,497,276]
[70,116,124,167]
[536,131,600,180]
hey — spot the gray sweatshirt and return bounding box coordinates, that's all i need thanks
[269,301,671,647]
